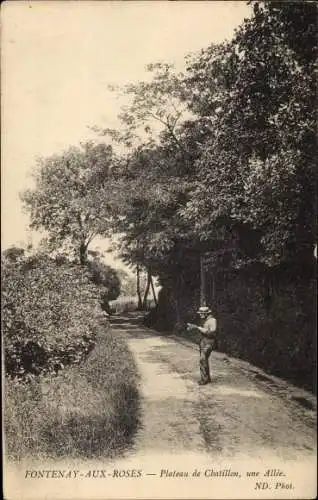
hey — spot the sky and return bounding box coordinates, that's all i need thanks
[1,0,251,268]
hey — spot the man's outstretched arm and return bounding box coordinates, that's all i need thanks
[187,319,217,336]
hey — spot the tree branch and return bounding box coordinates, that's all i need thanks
[146,111,191,160]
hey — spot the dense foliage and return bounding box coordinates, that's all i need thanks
[2,253,105,378]
[181,1,317,268]
[102,1,316,274]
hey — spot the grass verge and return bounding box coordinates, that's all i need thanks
[4,324,140,462]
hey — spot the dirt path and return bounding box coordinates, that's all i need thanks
[112,314,316,462]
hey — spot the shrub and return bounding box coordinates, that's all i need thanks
[2,254,105,377]
[4,326,140,461]
[85,258,121,308]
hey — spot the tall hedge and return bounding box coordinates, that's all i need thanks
[149,261,316,392]
[2,254,105,378]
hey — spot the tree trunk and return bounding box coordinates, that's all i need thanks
[79,241,88,266]
[142,269,151,310]
[136,264,143,310]
[200,254,207,307]
[150,275,158,306]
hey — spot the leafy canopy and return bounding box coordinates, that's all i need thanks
[21,142,114,263]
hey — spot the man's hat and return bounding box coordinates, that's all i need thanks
[197,306,212,314]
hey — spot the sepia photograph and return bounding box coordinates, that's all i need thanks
[1,1,317,499]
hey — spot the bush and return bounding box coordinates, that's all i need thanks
[4,326,140,461]
[85,258,121,309]
[2,254,105,377]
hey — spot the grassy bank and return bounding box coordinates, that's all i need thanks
[4,325,140,462]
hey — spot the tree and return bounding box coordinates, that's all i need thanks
[182,1,317,268]
[21,142,114,265]
[95,63,190,152]
[95,57,219,317]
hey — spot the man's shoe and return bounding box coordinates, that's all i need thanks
[198,379,210,385]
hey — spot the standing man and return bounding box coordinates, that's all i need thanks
[187,306,217,385]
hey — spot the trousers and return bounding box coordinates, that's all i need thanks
[199,337,216,382]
